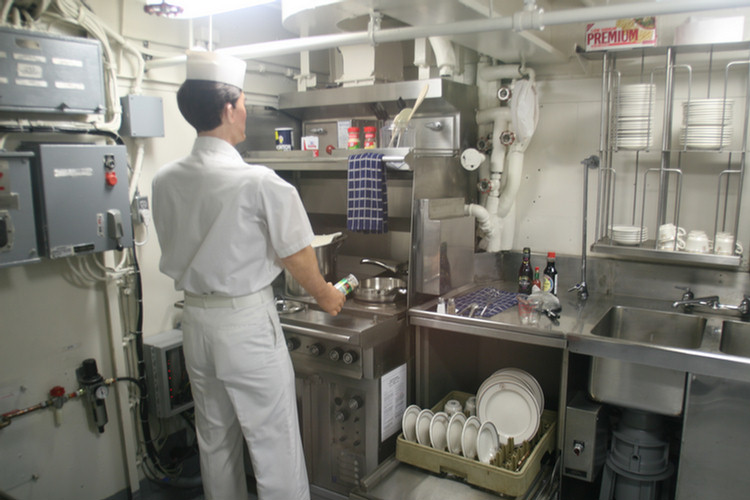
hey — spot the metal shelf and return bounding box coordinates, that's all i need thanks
[592,239,741,268]
[242,147,414,171]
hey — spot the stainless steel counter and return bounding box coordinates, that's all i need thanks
[409,281,750,384]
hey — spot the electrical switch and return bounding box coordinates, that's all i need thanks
[107,209,124,250]
[105,171,118,187]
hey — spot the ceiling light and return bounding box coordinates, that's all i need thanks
[143,0,275,19]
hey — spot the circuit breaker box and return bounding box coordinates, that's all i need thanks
[0,152,40,268]
[144,329,194,418]
[25,143,133,258]
[0,26,106,114]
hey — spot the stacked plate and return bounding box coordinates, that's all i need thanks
[616,83,656,150]
[475,368,543,446]
[611,225,648,246]
[680,99,733,150]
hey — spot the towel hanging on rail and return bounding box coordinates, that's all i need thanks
[346,152,388,234]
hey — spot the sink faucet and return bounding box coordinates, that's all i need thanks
[672,287,750,317]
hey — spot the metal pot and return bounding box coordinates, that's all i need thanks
[285,233,346,297]
[353,277,407,303]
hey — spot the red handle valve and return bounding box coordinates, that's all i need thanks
[325,144,336,155]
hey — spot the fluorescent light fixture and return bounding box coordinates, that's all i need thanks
[144,0,275,18]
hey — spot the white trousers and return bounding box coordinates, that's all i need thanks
[182,288,310,500]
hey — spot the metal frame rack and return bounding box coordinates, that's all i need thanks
[582,42,750,268]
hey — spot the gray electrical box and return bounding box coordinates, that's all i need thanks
[0,26,106,114]
[144,329,193,418]
[563,392,608,482]
[24,143,133,258]
[0,152,40,268]
[120,95,165,138]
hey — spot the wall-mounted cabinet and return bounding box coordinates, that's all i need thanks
[582,42,750,269]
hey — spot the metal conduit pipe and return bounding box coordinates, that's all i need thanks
[146,0,750,70]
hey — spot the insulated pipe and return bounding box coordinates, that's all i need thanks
[428,37,456,78]
[496,149,525,218]
[465,203,493,238]
[145,0,750,70]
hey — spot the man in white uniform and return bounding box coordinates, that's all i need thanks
[152,51,345,500]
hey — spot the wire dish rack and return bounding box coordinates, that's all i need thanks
[581,42,750,268]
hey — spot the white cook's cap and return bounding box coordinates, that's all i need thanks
[185,50,247,89]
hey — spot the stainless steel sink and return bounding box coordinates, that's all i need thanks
[589,306,707,416]
[720,320,750,357]
[591,305,706,348]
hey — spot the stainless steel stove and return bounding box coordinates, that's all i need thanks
[276,296,409,496]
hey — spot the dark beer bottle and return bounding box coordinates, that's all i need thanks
[518,247,533,294]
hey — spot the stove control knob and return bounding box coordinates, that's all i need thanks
[328,348,343,362]
[348,396,363,411]
[286,337,300,351]
[335,410,348,422]
[309,343,324,357]
[342,350,358,365]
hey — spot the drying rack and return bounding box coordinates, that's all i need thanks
[579,42,750,268]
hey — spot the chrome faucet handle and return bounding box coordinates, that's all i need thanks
[675,286,694,302]
[568,282,589,301]
[739,295,750,316]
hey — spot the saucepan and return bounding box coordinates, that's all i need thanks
[354,277,407,303]
[285,233,347,297]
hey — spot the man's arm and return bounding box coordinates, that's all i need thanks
[281,246,346,315]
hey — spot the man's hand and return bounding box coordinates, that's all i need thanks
[281,246,346,315]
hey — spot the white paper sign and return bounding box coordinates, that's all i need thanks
[380,363,407,441]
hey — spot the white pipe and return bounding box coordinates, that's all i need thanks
[128,140,146,203]
[465,203,493,237]
[146,0,750,70]
[496,149,525,218]
[428,37,456,78]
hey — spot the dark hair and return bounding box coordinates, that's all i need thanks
[176,80,242,132]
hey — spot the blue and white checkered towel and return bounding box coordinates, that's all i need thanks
[347,152,388,233]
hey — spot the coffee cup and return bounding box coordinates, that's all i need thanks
[714,232,743,256]
[658,223,686,241]
[685,230,712,253]
[657,238,686,251]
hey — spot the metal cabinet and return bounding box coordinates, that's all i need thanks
[584,42,750,269]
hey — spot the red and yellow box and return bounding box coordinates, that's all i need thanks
[586,17,657,51]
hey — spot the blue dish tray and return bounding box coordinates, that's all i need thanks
[453,287,519,317]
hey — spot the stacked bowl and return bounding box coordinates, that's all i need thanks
[680,98,733,150]
[616,83,656,150]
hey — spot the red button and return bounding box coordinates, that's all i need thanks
[105,171,117,186]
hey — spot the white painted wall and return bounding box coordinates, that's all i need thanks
[1,2,749,499]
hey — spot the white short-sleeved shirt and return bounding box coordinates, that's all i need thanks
[152,136,313,296]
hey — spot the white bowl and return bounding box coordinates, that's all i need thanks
[429,411,449,451]
[415,409,434,446]
[447,412,467,455]
[476,421,500,464]
[461,416,481,459]
[401,404,421,442]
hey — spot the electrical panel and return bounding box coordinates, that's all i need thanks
[0,152,41,268]
[24,143,133,258]
[119,95,165,138]
[0,26,106,114]
[144,329,194,418]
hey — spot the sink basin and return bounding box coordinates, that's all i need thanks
[591,306,706,348]
[589,306,706,416]
[720,320,750,357]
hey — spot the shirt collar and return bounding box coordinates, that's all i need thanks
[192,136,243,163]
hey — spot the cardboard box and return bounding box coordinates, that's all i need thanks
[586,17,657,51]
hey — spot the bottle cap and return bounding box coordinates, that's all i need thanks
[348,127,360,133]
[547,252,556,258]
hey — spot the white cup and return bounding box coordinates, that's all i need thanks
[444,399,463,416]
[658,238,686,251]
[658,223,686,241]
[685,230,712,253]
[714,232,743,256]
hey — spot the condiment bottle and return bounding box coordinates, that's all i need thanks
[364,126,377,149]
[532,267,542,292]
[543,252,558,295]
[518,247,533,294]
[334,274,359,295]
[347,127,361,149]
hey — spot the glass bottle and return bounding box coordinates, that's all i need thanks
[543,252,558,295]
[518,247,533,294]
[532,267,542,292]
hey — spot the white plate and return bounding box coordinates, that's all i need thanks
[415,409,434,446]
[429,411,449,451]
[477,381,540,446]
[476,421,500,464]
[447,412,466,455]
[492,368,544,413]
[401,404,421,442]
[461,416,481,459]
